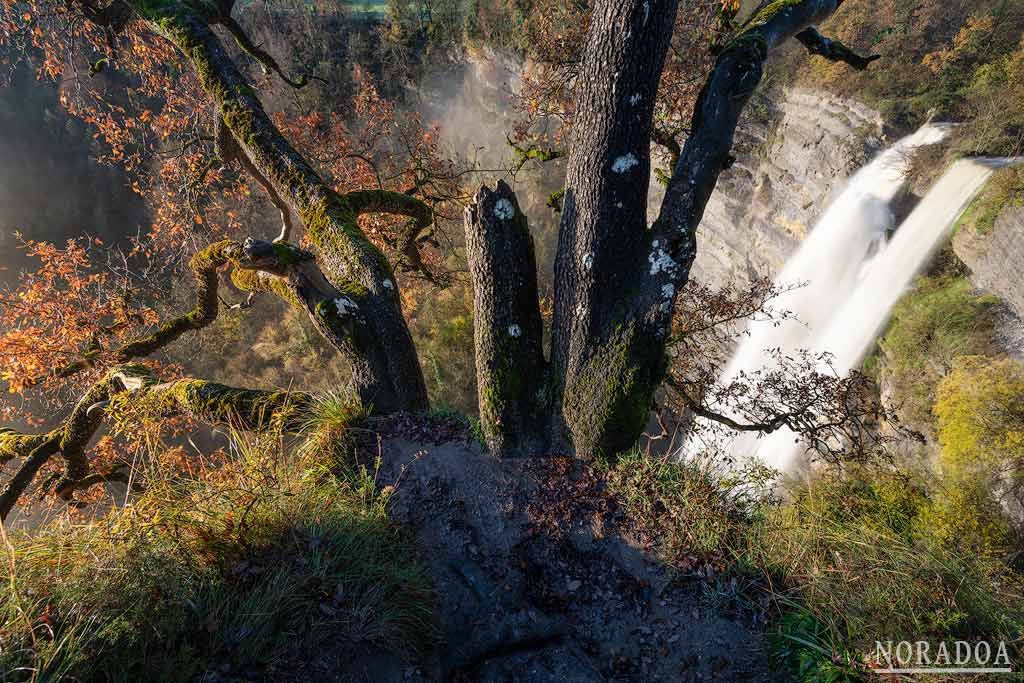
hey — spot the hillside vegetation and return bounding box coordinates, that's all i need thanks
[778,0,1024,155]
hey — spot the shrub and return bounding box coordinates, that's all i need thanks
[928,355,1024,551]
[746,469,1024,681]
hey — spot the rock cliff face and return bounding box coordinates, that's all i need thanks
[690,89,885,285]
[955,204,1024,319]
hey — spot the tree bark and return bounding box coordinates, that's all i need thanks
[545,0,869,458]
[110,0,873,463]
[464,182,547,456]
[549,0,682,456]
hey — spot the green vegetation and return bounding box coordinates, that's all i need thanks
[383,0,529,51]
[929,355,1024,552]
[608,447,1024,682]
[407,286,478,415]
[603,448,775,564]
[877,272,998,433]
[747,469,1023,680]
[0,407,439,681]
[773,0,1024,155]
[958,166,1024,236]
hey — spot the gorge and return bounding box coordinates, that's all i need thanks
[1,1,1023,680]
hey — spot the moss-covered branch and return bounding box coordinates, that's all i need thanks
[343,189,433,231]
[106,372,314,433]
[48,238,372,401]
[343,189,440,280]
[114,240,237,360]
[50,240,236,382]
[126,0,427,410]
[0,365,316,521]
[217,15,325,90]
[52,239,293,380]
[0,436,62,522]
[507,136,564,174]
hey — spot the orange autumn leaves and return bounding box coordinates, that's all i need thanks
[0,0,466,409]
[0,238,158,395]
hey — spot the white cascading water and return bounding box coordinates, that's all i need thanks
[687,122,1009,473]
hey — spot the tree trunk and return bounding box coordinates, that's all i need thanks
[466,0,863,459]
[464,182,547,456]
[549,0,682,456]
[136,0,862,457]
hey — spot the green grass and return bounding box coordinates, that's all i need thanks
[0,410,439,682]
[744,470,1024,681]
[604,448,1024,682]
[602,447,776,569]
[957,166,1024,237]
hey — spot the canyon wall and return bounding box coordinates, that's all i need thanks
[690,88,885,286]
[955,203,1024,319]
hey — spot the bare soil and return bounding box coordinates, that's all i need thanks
[311,414,769,682]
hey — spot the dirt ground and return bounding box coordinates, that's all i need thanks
[306,414,769,682]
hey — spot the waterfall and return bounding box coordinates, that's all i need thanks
[687,123,1007,472]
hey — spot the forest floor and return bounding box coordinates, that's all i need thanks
[296,414,768,682]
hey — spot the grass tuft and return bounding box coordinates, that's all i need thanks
[0,408,438,682]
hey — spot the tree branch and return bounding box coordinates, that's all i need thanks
[794,27,880,71]
[507,136,564,175]
[343,189,433,231]
[666,377,794,434]
[49,240,236,382]
[127,0,428,410]
[216,114,295,242]
[651,126,682,169]
[49,238,366,398]
[344,189,441,283]
[654,0,876,269]
[0,365,315,521]
[216,15,325,89]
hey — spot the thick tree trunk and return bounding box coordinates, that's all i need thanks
[129,0,427,414]
[466,0,868,459]
[128,0,866,460]
[549,0,682,456]
[464,182,547,456]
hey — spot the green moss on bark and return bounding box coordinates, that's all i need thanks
[563,324,663,459]
[112,379,313,433]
